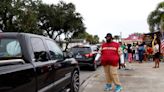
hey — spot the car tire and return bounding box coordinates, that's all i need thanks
[69,70,80,92]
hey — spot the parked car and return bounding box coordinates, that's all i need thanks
[0,33,80,92]
[70,45,101,70]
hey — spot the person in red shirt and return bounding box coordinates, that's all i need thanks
[101,33,122,92]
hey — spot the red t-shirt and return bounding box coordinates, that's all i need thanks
[101,42,120,66]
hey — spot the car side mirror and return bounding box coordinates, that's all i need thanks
[34,51,49,62]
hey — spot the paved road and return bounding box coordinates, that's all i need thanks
[80,67,101,84]
[80,69,95,84]
[79,67,102,92]
[81,62,164,92]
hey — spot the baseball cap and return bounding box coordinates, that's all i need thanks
[105,33,113,38]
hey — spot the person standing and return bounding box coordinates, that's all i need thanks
[124,44,128,61]
[138,42,145,63]
[119,42,126,69]
[101,33,122,92]
[135,43,139,61]
[152,34,160,68]
[127,44,133,63]
[132,43,136,60]
[143,44,148,62]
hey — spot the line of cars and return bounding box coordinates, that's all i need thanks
[0,32,101,92]
[0,33,80,92]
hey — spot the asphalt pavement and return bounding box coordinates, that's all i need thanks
[80,68,97,85]
[80,62,164,92]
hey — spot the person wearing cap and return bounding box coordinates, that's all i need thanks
[101,33,123,92]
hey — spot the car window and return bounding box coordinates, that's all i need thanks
[91,46,98,51]
[0,38,22,59]
[31,37,47,61]
[46,40,63,60]
[31,37,46,52]
[70,47,92,54]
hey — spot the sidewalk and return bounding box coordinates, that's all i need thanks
[81,62,164,92]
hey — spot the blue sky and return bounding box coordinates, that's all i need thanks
[42,0,163,40]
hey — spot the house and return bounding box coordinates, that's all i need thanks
[122,33,143,44]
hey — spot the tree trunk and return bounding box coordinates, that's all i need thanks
[64,33,70,52]
[64,41,69,52]
[3,8,8,32]
[54,31,61,40]
[46,30,53,38]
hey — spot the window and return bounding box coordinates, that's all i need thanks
[70,47,92,54]
[31,37,47,61]
[31,37,46,52]
[46,40,63,60]
[0,38,22,59]
[91,46,98,51]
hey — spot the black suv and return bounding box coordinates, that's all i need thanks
[0,33,80,92]
[70,45,100,70]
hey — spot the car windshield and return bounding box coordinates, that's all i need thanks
[91,46,98,51]
[70,47,91,54]
[0,38,22,60]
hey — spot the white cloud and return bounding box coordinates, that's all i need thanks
[42,0,163,40]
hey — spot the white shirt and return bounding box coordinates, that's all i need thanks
[154,44,159,53]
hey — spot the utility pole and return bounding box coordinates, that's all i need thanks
[120,32,122,42]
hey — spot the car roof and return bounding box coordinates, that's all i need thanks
[0,32,50,40]
[72,45,92,48]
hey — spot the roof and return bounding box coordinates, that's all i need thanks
[122,34,143,41]
[0,32,49,39]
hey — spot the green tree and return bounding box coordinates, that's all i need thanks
[92,35,99,44]
[38,4,59,38]
[87,35,100,44]
[0,0,19,32]
[0,0,41,34]
[85,34,93,44]
[114,35,120,42]
[72,31,100,44]
[72,30,87,39]
[147,1,164,32]
[38,1,85,41]
[0,0,86,51]
[57,1,85,51]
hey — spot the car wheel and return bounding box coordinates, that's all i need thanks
[69,70,80,92]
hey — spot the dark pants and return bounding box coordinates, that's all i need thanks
[138,51,144,63]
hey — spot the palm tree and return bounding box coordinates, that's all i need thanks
[147,1,164,32]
